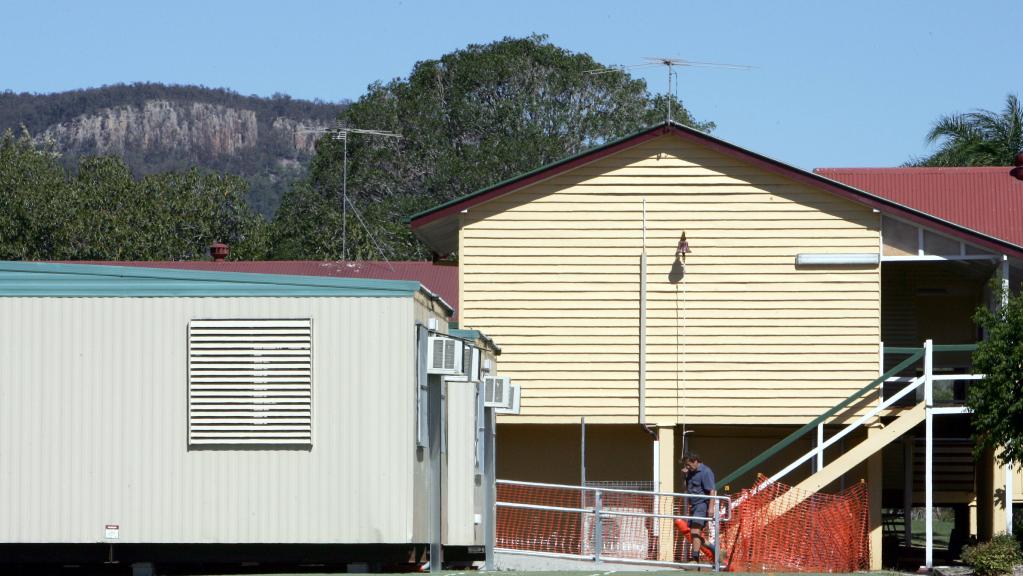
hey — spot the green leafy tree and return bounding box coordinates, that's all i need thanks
[916,94,1023,166]
[0,130,268,261]
[0,130,67,259]
[969,285,1023,468]
[272,35,713,259]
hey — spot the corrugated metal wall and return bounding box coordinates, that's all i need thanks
[0,296,419,544]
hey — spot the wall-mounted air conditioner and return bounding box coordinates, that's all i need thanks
[427,336,464,375]
[483,375,512,409]
[495,384,521,415]
[463,344,482,382]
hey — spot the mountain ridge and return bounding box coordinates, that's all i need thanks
[0,83,348,216]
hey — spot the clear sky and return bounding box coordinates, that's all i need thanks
[3,0,1020,170]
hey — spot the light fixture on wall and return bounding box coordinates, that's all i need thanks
[795,253,880,266]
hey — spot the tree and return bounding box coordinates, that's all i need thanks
[272,35,713,260]
[969,285,1023,468]
[916,94,1023,166]
[0,129,269,261]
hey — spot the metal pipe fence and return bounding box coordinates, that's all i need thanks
[495,479,731,571]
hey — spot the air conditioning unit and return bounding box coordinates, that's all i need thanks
[495,384,521,415]
[463,344,482,382]
[483,375,512,409]
[427,336,464,375]
[446,343,483,382]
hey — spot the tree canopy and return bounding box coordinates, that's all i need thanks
[969,285,1023,468]
[915,94,1023,166]
[271,35,713,260]
[0,130,268,261]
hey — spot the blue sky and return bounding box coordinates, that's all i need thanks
[3,0,1020,169]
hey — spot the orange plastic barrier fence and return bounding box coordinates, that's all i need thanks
[720,478,870,573]
[496,478,870,573]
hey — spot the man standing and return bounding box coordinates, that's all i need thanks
[683,452,716,563]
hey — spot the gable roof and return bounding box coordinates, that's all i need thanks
[409,121,1023,259]
[0,261,452,315]
[815,167,1023,249]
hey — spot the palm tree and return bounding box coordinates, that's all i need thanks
[917,94,1023,166]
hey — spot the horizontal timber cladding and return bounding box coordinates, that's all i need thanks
[459,134,881,425]
[0,296,418,544]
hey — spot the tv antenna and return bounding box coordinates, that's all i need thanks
[300,121,402,266]
[587,57,752,123]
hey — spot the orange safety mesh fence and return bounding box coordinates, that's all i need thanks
[496,481,720,564]
[720,478,871,573]
[496,478,870,572]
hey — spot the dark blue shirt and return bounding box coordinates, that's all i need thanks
[686,463,715,511]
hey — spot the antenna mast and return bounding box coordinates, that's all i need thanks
[301,122,402,264]
[587,57,752,123]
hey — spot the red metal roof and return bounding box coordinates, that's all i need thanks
[71,260,460,318]
[815,167,1023,249]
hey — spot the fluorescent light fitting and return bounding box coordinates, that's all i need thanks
[795,253,880,266]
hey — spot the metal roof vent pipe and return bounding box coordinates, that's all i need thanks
[1011,152,1023,181]
[210,242,229,262]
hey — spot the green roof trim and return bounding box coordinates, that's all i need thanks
[449,328,501,354]
[0,261,422,298]
[407,122,666,224]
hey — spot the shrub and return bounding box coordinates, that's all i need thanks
[961,533,1023,576]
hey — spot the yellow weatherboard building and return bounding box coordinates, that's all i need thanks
[411,121,1022,570]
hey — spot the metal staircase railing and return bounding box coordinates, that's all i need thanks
[717,339,982,570]
[715,345,924,491]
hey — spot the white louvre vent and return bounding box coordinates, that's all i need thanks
[188,319,312,446]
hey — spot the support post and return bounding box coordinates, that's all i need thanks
[593,489,603,564]
[903,437,913,548]
[924,339,934,571]
[429,376,444,572]
[483,407,496,571]
[1008,461,1015,535]
[1001,256,1013,535]
[713,502,721,572]
[580,417,586,487]
[868,423,884,570]
[657,426,676,563]
[653,431,660,494]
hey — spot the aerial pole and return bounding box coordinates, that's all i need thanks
[301,122,402,264]
[586,57,751,123]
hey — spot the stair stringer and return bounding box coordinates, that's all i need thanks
[767,404,925,518]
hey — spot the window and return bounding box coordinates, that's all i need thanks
[188,319,312,446]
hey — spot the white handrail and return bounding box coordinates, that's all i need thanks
[764,374,926,487]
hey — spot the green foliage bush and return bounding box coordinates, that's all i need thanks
[970,285,1023,468]
[0,131,268,260]
[961,533,1023,576]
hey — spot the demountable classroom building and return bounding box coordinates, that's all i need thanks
[0,261,502,572]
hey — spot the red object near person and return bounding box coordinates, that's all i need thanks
[674,518,718,566]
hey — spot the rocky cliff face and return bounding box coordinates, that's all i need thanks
[2,84,345,216]
[38,100,324,158]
